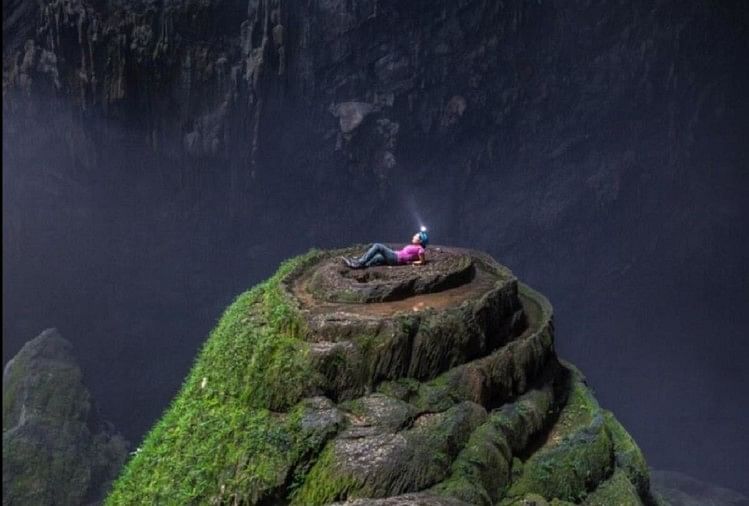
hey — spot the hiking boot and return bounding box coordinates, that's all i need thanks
[341,257,362,269]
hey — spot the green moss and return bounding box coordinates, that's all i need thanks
[2,330,127,505]
[288,444,362,506]
[376,377,421,401]
[404,402,488,482]
[583,468,643,506]
[506,375,614,503]
[546,375,599,435]
[396,367,461,413]
[431,421,511,506]
[351,332,380,361]
[434,476,493,506]
[433,378,559,506]
[106,249,332,505]
[490,381,559,456]
[518,282,553,321]
[2,355,26,430]
[603,411,650,497]
[336,289,366,303]
[415,385,457,413]
[3,428,91,505]
[350,332,382,386]
[102,248,652,505]
[499,493,580,506]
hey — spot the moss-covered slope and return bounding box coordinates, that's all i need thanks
[107,250,327,504]
[106,247,658,505]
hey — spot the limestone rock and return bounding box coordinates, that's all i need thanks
[308,246,475,303]
[333,102,376,133]
[3,328,129,506]
[106,247,657,505]
[650,470,749,506]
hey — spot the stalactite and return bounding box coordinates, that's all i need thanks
[87,21,96,98]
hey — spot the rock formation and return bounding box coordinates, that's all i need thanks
[107,246,659,505]
[650,470,749,506]
[3,328,129,506]
[3,2,747,492]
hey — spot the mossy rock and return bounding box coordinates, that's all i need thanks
[3,329,128,506]
[583,468,643,506]
[430,365,565,506]
[503,365,654,505]
[381,282,555,413]
[289,246,526,400]
[505,371,613,503]
[106,250,330,504]
[291,401,487,505]
[603,411,651,498]
[104,246,656,505]
[330,493,474,505]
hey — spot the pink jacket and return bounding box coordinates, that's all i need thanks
[396,244,425,264]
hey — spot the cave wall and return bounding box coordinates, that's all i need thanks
[3,0,748,492]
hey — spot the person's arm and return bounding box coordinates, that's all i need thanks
[413,250,426,265]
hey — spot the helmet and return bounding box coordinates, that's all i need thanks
[418,230,429,247]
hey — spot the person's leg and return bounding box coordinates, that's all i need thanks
[356,243,387,264]
[382,246,399,265]
[364,252,387,267]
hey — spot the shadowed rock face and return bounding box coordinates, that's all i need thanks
[106,247,659,506]
[2,328,129,506]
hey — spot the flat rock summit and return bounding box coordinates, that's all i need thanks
[107,246,661,505]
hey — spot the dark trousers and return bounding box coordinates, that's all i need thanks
[356,243,399,267]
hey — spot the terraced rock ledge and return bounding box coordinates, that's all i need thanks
[106,246,661,505]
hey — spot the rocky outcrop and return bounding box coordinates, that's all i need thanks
[106,247,658,505]
[3,328,129,506]
[650,470,749,506]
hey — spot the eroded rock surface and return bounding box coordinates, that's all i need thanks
[107,247,659,506]
[307,246,475,303]
[287,246,526,402]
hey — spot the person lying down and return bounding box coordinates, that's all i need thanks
[342,230,429,269]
